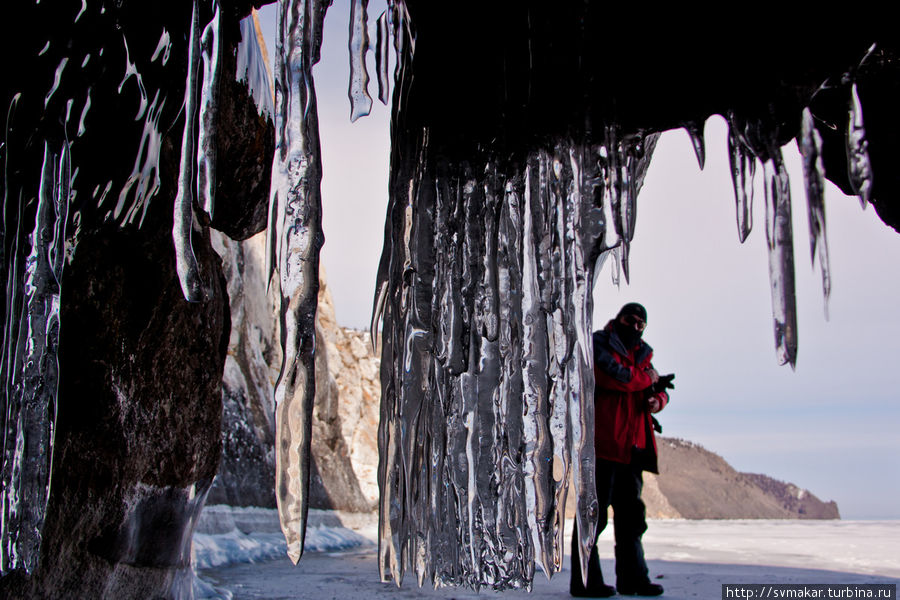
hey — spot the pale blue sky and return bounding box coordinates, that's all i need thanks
[257,4,900,519]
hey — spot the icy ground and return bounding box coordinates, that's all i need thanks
[193,507,899,599]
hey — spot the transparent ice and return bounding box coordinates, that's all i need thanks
[198,0,223,220]
[266,0,327,565]
[799,108,831,318]
[727,114,756,243]
[763,152,798,368]
[1,133,70,573]
[348,0,373,122]
[369,127,657,588]
[173,0,206,303]
[683,120,706,170]
[847,83,873,209]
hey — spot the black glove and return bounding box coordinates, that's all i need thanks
[651,373,675,395]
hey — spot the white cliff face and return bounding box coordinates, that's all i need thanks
[211,230,376,511]
[209,231,280,508]
[315,287,381,506]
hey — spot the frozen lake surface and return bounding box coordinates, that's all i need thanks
[195,510,899,599]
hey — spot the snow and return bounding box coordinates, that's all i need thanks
[193,509,899,599]
[192,506,374,569]
[192,506,375,599]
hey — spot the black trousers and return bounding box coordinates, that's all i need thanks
[570,458,650,588]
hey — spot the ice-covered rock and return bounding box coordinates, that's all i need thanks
[1,2,271,598]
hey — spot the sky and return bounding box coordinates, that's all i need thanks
[256,4,900,520]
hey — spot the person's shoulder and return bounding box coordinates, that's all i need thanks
[593,328,612,347]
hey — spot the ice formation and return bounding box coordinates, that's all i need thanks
[173,0,207,303]
[0,0,888,592]
[371,133,658,589]
[1,0,271,578]
[265,0,327,565]
[348,0,373,122]
[799,108,831,317]
[1,135,70,574]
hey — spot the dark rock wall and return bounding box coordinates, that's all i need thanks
[1,1,271,597]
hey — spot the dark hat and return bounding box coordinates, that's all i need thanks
[617,302,647,322]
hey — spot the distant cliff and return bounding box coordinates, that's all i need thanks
[651,438,839,519]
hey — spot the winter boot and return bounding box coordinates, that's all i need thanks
[570,538,616,598]
[614,543,662,596]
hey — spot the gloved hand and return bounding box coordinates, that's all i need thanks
[651,373,675,395]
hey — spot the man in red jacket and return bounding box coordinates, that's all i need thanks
[571,302,674,597]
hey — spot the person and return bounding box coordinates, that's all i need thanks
[570,302,674,597]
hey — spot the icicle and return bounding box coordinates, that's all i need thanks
[683,120,706,170]
[375,11,390,105]
[727,122,755,243]
[172,0,204,302]
[602,128,629,280]
[374,135,616,589]
[267,0,328,565]
[763,151,798,368]
[600,129,658,283]
[799,108,831,318]
[567,144,602,588]
[197,0,222,220]
[348,0,372,122]
[846,82,873,208]
[608,246,621,286]
[1,139,69,575]
[521,153,553,580]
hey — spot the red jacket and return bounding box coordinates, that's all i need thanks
[593,321,668,473]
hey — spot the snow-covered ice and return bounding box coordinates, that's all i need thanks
[193,506,374,569]
[194,509,899,599]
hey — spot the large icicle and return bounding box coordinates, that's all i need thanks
[197,0,222,220]
[798,108,831,317]
[846,83,873,208]
[763,151,798,368]
[266,0,328,565]
[373,130,655,588]
[348,0,373,122]
[600,128,658,283]
[727,119,756,243]
[1,140,70,575]
[375,10,390,105]
[172,0,205,302]
[566,145,604,588]
[683,120,706,170]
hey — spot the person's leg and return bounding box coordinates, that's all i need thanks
[570,460,616,597]
[610,462,662,595]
